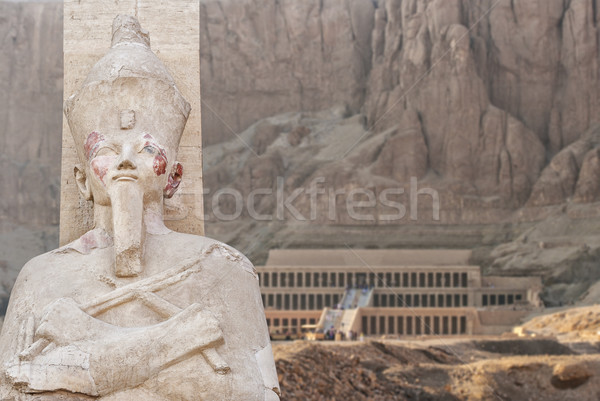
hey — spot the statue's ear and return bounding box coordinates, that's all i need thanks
[164,162,183,199]
[74,164,93,201]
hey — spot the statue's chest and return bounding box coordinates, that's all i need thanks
[41,262,201,328]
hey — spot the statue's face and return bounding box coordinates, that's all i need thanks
[84,130,171,206]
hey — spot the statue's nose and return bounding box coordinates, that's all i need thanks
[117,145,137,170]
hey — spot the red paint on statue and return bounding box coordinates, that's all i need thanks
[91,156,113,185]
[84,131,105,160]
[141,134,168,176]
[173,162,183,177]
[164,163,183,198]
[80,231,98,249]
[153,154,167,176]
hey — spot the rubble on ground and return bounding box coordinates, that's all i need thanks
[518,306,600,340]
[273,337,600,401]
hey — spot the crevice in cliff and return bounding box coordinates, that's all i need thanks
[458,0,467,28]
[416,110,434,176]
[317,0,325,57]
[495,148,502,186]
[344,0,356,42]
[274,0,291,47]
[482,1,496,101]
[293,74,304,112]
[509,0,517,24]
[216,0,228,29]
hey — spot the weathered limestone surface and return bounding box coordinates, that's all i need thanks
[2,0,600,307]
[200,0,600,306]
[202,0,600,221]
[0,15,279,399]
[528,125,600,207]
[0,1,63,303]
[201,0,600,155]
[200,0,375,146]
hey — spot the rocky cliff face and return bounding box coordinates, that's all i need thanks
[0,2,62,227]
[2,0,600,306]
[201,0,600,305]
[200,0,375,145]
[202,0,600,214]
[0,2,62,302]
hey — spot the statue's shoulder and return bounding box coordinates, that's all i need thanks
[19,247,71,273]
[16,229,113,287]
[167,232,257,280]
[17,253,48,278]
[12,248,69,292]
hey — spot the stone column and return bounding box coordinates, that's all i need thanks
[60,0,203,244]
[467,315,474,335]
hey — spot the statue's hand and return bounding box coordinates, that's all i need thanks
[6,301,99,395]
[36,297,90,346]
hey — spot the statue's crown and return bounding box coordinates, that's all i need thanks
[64,15,191,163]
[111,14,151,49]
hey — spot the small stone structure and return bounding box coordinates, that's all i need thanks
[0,15,279,400]
[258,249,542,337]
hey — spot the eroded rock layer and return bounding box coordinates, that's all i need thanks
[2,0,600,305]
[202,0,599,213]
[0,2,62,302]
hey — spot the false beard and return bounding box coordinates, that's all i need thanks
[108,182,145,277]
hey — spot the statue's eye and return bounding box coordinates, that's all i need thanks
[95,147,116,157]
[143,145,156,154]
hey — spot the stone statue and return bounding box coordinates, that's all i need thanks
[0,15,280,400]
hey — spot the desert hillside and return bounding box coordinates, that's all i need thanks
[274,336,600,401]
[272,307,600,400]
[1,0,600,305]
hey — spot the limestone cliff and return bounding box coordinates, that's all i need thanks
[201,0,600,305]
[202,0,599,213]
[2,0,600,306]
[0,1,62,304]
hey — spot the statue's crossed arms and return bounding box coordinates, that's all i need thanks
[7,256,229,396]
